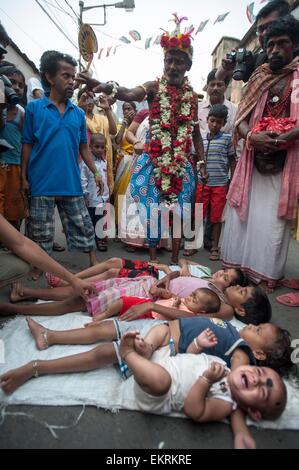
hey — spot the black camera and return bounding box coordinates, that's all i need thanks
[226,48,254,81]
[0,73,19,106]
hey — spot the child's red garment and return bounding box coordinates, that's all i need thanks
[119,296,195,320]
[119,296,154,319]
[118,259,159,279]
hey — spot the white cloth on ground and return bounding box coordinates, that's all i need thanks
[1,313,299,431]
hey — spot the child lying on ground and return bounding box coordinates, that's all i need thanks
[93,289,221,322]
[0,281,271,328]
[0,320,287,449]
[120,331,287,424]
[42,257,246,292]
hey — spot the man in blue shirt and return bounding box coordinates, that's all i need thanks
[21,51,102,279]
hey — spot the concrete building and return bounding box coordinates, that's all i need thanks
[5,39,39,82]
[211,0,299,104]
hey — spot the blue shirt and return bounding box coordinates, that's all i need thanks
[178,317,255,367]
[21,97,87,196]
[199,131,235,187]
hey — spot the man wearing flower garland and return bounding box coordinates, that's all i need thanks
[77,15,204,265]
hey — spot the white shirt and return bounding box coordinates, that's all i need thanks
[134,349,237,415]
[198,98,237,135]
[26,77,44,103]
[80,156,109,207]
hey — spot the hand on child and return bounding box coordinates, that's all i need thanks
[203,362,227,384]
[180,267,191,277]
[120,302,153,322]
[172,296,182,308]
[197,328,218,349]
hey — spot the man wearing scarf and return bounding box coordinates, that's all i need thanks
[221,15,299,292]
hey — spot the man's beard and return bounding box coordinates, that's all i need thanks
[269,57,285,71]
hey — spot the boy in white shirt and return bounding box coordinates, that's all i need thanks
[81,133,109,251]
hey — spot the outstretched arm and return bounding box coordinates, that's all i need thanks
[229,348,256,448]
[184,362,231,422]
[0,214,96,300]
[76,74,155,103]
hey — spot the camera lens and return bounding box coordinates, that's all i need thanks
[5,86,19,105]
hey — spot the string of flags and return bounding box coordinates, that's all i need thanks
[95,1,270,60]
[247,0,270,24]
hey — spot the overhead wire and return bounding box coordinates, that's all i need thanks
[64,0,80,20]
[34,0,79,50]
[40,0,78,43]
[0,6,45,51]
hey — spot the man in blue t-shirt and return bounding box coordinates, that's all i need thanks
[21,51,103,279]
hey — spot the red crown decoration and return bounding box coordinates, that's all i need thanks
[160,13,194,61]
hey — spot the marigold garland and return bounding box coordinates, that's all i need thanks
[149,76,195,205]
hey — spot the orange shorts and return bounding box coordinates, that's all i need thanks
[0,164,27,221]
[196,184,228,223]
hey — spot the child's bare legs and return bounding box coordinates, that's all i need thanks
[26,317,119,350]
[152,264,172,275]
[142,324,171,357]
[10,283,76,303]
[120,331,171,396]
[0,342,118,395]
[10,268,122,304]
[86,299,123,322]
[0,296,85,317]
[50,258,124,287]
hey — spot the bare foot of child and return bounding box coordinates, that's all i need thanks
[26,317,49,350]
[119,330,139,360]
[0,362,36,395]
[10,283,25,303]
[134,336,153,359]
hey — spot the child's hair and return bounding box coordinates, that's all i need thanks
[257,327,293,375]
[90,132,106,145]
[197,288,221,314]
[208,104,228,123]
[123,101,137,111]
[77,86,89,101]
[40,50,77,88]
[2,66,25,84]
[235,286,272,325]
[231,269,248,287]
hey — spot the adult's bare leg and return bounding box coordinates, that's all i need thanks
[0,342,118,395]
[0,296,85,317]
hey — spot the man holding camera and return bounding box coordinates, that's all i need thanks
[221,15,299,292]
[216,0,291,84]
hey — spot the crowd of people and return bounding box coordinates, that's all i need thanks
[0,0,299,449]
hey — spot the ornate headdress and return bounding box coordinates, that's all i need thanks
[160,13,194,63]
